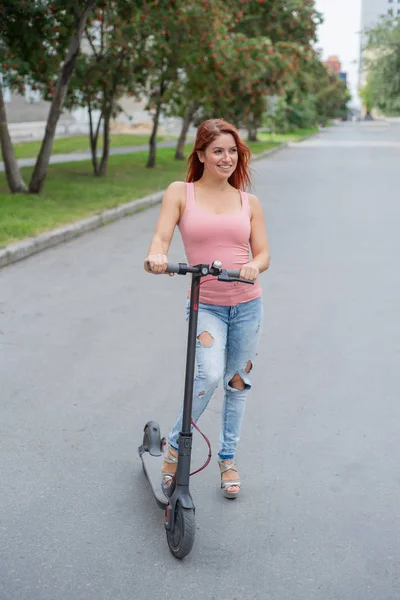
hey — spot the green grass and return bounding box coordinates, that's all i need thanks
[12,133,173,160]
[0,148,187,247]
[0,135,308,248]
[258,126,318,143]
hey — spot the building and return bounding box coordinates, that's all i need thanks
[323,56,348,85]
[361,0,400,30]
[359,0,399,85]
[1,75,153,142]
[324,55,341,74]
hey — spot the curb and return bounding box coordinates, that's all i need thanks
[0,135,313,269]
[0,191,164,269]
[251,142,289,162]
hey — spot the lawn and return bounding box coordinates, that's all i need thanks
[257,126,318,143]
[0,137,283,248]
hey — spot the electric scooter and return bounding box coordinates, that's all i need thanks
[138,260,253,559]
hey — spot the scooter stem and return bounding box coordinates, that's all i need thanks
[182,272,201,434]
[174,272,201,489]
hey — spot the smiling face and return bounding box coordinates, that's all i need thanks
[197,133,238,180]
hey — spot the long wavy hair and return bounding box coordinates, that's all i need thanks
[186,119,251,190]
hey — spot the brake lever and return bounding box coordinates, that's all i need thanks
[230,277,254,285]
[217,274,254,285]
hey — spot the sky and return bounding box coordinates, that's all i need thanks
[315,0,363,107]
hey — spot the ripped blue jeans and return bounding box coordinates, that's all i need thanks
[168,297,263,460]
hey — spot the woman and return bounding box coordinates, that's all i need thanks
[144,118,270,499]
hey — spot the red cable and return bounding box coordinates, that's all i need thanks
[189,418,212,477]
[194,278,214,310]
[190,277,215,473]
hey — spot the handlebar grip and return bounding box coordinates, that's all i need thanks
[145,261,183,274]
[226,269,241,278]
[165,264,181,274]
[221,268,254,285]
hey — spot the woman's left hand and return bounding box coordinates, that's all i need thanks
[240,263,260,282]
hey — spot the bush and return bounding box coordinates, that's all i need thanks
[286,97,317,129]
[265,96,318,133]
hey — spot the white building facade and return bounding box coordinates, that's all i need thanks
[361,0,399,32]
[359,0,400,84]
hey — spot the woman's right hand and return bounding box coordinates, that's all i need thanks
[144,254,170,275]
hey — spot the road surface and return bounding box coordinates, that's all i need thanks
[1,121,400,600]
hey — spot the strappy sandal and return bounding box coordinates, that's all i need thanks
[161,444,178,488]
[218,459,241,499]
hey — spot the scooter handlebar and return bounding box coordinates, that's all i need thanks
[166,264,253,284]
[165,264,243,278]
[147,262,253,284]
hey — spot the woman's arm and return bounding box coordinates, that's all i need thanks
[144,181,185,274]
[240,193,270,281]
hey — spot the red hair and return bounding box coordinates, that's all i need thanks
[186,119,251,190]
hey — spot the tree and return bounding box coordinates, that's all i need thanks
[284,49,352,127]
[359,75,375,117]
[66,1,147,176]
[137,0,253,167]
[0,0,68,193]
[230,0,322,140]
[288,54,351,126]
[126,0,184,169]
[264,49,351,133]
[0,83,27,192]
[315,71,350,123]
[198,37,313,141]
[272,51,320,132]
[137,0,232,168]
[162,1,251,159]
[365,16,400,115]
[29,0,96,192]
[233,0,321,44]
[0,0,95,194]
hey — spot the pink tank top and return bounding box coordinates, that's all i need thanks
[178,182,263,306]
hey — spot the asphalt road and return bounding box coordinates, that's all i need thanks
[1,122,400,600]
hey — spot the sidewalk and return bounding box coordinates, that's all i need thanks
[0,141,177,172]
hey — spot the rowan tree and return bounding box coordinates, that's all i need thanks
[0,0,95,193]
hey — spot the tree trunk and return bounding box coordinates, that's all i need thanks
[0,85,27,193]
[147,77,166,169]
[99,108,111,177]
[29,0,95,193]
[88,102,102,176]
[175,102,198,160]
[146,99,162,169]
[247,126,258,142]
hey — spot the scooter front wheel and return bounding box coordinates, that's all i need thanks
[166,504,195,559]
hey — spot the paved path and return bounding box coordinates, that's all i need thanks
[0,141,176,171]
[1,121,400,599]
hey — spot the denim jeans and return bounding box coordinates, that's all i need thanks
[168,297,263,460]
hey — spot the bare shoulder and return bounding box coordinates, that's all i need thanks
[167,180,187,194]
[163,180,186,207]
[247,193,263,219]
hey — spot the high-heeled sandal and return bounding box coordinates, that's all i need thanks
[218,459,241,499]
[161,444,178,487]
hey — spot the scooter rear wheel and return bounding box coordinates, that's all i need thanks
[166,504,195,559]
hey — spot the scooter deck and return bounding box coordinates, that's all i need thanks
[141,451,169,509]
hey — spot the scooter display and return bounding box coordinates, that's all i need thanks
[138,260,253,559]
